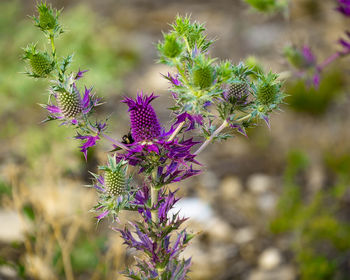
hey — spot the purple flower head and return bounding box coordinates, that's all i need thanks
[336,0,350,17]
[122,92,162,142]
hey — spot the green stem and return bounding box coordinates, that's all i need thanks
[151,186,159,223]
[49,32,57,64]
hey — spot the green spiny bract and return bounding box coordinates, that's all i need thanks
[56,90,82,118]
[99,157,128,197]
[33,2,61,32]
[158,33,184,59]
[23,44,54,78]
[256,72,281,105]
[171,15,213,52]
[191,56,216,90]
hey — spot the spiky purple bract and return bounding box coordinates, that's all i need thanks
[122,92,162,142]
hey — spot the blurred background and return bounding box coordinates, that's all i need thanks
[1,0,350,279]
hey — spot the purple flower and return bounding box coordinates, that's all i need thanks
[167,72,182,86]
[75,133,100,160]
[122,92,162,142]
[339,31,350,54]
[75,69,88,80]
[174,112,203,131]
[302,45,316,65]
[336,0,350,17]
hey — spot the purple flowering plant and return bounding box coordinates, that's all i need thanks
[23,3,285,279]
[283,0,350,88]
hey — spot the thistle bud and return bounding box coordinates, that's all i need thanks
[57,90,82,118]
[105,169,126,196]
[29,52,54,78]
[257,83,278,105]
[192,65,214,89]
[159,33,183,58]
[228,82,248,105]
[36,3,58,31]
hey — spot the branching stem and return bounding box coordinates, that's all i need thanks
[194,113,252,155]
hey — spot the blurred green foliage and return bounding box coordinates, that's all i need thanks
[271,150,350,280]
[285,70,346,116]
[0,0,138,172]
[0,1,138,278]
[244,0,289,13]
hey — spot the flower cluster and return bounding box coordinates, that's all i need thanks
[24,3,286,279]
[117,186,193,279]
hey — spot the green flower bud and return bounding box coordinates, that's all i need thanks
[29,52,54,78]
[57,91,82,118]
[37,3,57,30]
[192,65,214,89]
[159,33,183,58]
[283,46,304,69]
[257,83,278,105]
[105,169,126,196]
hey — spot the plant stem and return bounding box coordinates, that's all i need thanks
[49,31,57,64]
[86,123,129,151]
[194,113,251,155]
[151,186,159,223]
[168,121,185,142]
[194,120,228,155]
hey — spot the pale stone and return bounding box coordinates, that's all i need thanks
[258,247,282,270]
[168,197,213,223]
[234,227,256,244]
[248,265,295,280]
[0,210,25,242]
[220,176,243,200]
[247,174,274,194]
[257,193,277,213]
[206,217,234,242]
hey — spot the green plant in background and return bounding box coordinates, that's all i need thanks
[285,69,346,115]
[244,0,289,14]
[271,150,350,280]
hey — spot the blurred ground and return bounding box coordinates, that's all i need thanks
[1,0,350,279]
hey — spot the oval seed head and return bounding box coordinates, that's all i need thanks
[228,82,248,105]
[57,91,82,118]
[105,170,126,196]
[29,52,53,77]
[257,83,278,105]
[192,65,214,89]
